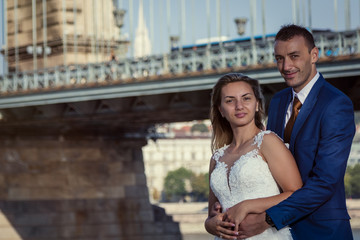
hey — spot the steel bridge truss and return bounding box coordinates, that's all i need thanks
[1,29,359,95]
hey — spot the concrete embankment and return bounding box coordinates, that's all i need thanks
[159,202,209,235]
[159,199,360,235]
[348,199,360,229]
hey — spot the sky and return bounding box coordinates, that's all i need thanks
[115,0,360,55]
[1,0,359,71]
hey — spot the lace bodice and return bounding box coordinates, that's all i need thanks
[210,131,293,240]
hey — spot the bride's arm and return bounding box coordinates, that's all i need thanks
[205,158,239,238]
[224,133,303,231]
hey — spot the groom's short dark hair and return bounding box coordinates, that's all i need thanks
[275,24,316,52]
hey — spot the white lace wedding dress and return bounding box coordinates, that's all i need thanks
[210,131,293,240]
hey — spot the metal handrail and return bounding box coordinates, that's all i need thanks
[0,29,359,95]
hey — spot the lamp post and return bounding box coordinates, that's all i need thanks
[26,46,51,67]
[234,17,248,66]
[170,35,180,50]
[250,0,257,65]
[345,0,351,30]
[113,9,126,29]
[113,8,126,59]
[234,18,248,36]
[170,35,181,73]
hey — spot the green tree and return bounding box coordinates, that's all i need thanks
[191,172,209,201]
[163,167,194,201]
[344,171,352,198]
[191,123,209,133]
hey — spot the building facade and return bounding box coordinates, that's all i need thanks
[143,121,212,202]
[143,137,212,202]
[3,0,128,73]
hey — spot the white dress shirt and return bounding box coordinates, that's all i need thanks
[284,72,320,126]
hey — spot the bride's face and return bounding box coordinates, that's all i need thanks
[218,81,259,128]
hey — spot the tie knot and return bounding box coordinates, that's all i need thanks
[293,97,302,110]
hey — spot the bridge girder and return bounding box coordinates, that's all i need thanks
[0,58,359,138]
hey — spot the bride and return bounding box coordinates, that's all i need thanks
[204,73,302,240]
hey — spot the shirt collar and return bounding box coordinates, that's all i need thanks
[292,72,319,104]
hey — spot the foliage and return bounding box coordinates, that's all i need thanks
[345,164,360,198]
[163,167,195,201]
[344,172,352,197]
[163,167,209,202]
[191,172,209,201]
[191,123,209,133]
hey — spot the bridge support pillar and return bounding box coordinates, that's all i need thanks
[0,136,181,240]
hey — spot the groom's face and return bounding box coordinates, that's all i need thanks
[274,35,319,93]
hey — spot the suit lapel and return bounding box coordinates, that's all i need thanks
[289,75,325,152]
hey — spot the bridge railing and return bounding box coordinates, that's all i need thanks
[317,30,360,57]
[0,29,359,95]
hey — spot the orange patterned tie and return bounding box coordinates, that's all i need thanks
[284,96,302,143]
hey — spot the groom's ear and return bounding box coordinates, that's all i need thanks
[311,46,319,64]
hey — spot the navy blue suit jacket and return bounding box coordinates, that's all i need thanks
[266,74,355,240]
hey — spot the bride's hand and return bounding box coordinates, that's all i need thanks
[223,201,249,232]
[205,213,239,239]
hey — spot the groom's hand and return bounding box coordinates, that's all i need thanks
[210,201,222,217]
[237,212,268,239]
[205,213,238,239]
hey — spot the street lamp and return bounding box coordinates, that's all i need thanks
[113,8,126,59]
[26,46,51,70]
[170,35,180,49]
[26,46,51,56]
[234,17,248,36]
[113,9,126,29]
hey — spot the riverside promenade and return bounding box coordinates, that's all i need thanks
[348,199,360,230]
[159,200,360,240]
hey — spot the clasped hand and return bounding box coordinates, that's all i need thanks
[206,201,268,239]
[223,201,249,232]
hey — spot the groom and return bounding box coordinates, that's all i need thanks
[261,24,355,239]
[213,24,356,239]
[243,24,355,239]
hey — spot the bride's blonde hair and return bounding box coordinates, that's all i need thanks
[210,73,265,153]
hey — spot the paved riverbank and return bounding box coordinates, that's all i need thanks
[158,202,208,235]
[159,199,360,236]
[348,199,360,229]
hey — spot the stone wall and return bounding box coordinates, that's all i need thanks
[0,136,181,240]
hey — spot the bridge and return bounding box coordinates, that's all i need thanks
[0,1,360,240]
[0,29,359,135]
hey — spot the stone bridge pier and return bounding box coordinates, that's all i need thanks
[0,89,207,239]
[0,133,181,240]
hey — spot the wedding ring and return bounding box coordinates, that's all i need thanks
[219,233,223,238]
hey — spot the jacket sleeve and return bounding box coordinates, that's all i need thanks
[266,94,355,230]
